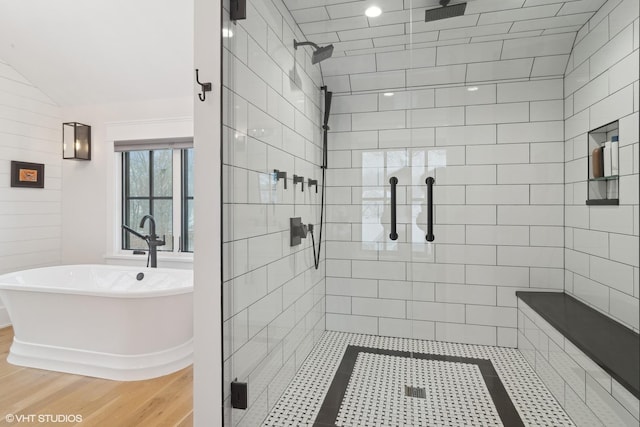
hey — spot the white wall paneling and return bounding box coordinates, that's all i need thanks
[0,61,62,327]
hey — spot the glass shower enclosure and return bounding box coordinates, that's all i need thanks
[219,0,640,425]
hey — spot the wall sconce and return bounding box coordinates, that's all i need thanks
[62,122,91,160]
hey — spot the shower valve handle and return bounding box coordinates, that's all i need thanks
[274,169,287,189]
[308,178,318,193]
[295,223,309,238]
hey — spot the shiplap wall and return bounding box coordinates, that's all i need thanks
[325,75,566,348]
[564,0,639,333]
[0,60,62,327]
[221,0,326,425]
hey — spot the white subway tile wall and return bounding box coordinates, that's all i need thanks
[0,60,62,327]
[517,2,640,425]
[326,75,566,347]
[281,0,621,94]
[564,0,640,333]
[220,0,640,425]
[222,0,326,425]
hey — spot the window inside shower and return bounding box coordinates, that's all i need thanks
[219,0,640,425]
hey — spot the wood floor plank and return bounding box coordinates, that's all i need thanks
[79,370,187,426]
[0,327,14,346]
[0,355,23,380]
[148,370,194,426]
[176,411,194,427]
[113,368,193,427]
[0,370,83,416]
[0,368,76,412]
[18,375,121,418]
[0,326,193,426]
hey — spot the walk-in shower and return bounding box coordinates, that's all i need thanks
[220,0,640,425]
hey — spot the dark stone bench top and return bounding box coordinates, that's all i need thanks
[516,291,639,399]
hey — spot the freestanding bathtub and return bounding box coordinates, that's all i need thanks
[0,264,193,381]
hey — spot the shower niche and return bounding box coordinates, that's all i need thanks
[586,121,619,205]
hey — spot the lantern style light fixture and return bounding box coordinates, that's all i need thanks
[62,122,91,160]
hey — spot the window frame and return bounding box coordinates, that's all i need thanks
[120,147,193,254]
[181,149,195,253]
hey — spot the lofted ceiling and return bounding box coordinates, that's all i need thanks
[283,0,609,92]
[0,0,193,107]
[0,0,610,104]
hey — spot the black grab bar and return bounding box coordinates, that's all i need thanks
[426,177,434,242]
[389,177,398,241]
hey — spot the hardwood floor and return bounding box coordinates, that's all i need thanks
[0,327,193,426]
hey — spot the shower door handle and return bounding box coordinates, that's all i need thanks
[426,177,435,242]
[389,177,398,241]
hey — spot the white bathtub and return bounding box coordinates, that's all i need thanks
[0,264,193,381]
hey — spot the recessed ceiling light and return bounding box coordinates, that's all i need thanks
[467,86,479,92]
[365,6,382,18]
[222,28,233,38]
[383,92,394,97]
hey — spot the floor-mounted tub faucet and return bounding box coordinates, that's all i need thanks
[122,215,165,268]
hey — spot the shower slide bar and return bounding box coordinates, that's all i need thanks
[426,177,435,242]
[389,177,398,241]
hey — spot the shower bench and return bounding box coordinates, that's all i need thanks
[516,291,639,426]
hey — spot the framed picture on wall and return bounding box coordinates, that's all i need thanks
[10,161,45,188]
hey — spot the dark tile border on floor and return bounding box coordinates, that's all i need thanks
[313,345,524,427]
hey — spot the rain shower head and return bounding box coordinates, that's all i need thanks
[312,44,334,64]
[425,0,467,22]
[294,40,334,64]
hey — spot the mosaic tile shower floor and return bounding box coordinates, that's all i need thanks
[263,331,574,427]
